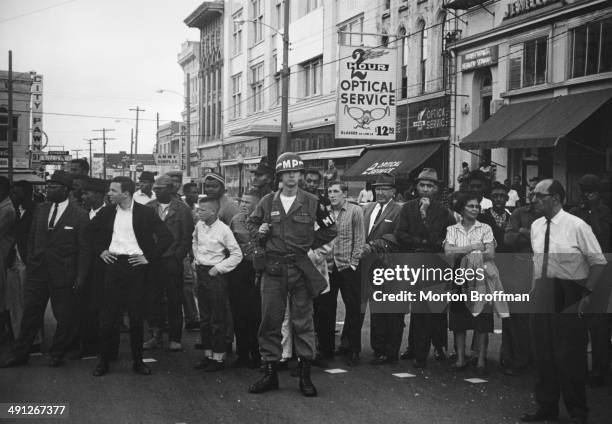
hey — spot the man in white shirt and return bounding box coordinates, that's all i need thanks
[90,176,172,377]
[133,171,156,205]
[521,179,607,424]
[193,197,242,372]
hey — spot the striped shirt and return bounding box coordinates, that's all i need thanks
[329,201,365,271]
[444,219,495,248]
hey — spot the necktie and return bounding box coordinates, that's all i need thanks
[49,203,59,229]
[370,205,383,235]
[541,218,551,279]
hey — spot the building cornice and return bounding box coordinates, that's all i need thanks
[184,1,224,29]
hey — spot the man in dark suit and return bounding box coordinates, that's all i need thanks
[143,175,194,352]
[362,175,403,364]
[1,171,90,368]
[90,176,172,376]
[395,168,456,368]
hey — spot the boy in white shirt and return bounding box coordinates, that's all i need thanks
[192,197,242,372]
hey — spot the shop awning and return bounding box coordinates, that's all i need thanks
[460,89,612,150]
[299,146,366,161]
[0,171,46,184]
[228,124,281,138]
[220,156,263,167]
[342,141,442,181]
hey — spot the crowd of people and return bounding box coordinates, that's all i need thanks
[0,153,610,423]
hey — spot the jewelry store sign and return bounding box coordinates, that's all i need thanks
[461,46,498,72]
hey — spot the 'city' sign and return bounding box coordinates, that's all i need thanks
[336,45,397,141]
[503,0,561,20]
[460,46,498,72]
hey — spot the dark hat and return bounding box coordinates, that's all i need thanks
[83,178,108,194]
[139,171,156,182]
[578,174,600,192]
[250,161,274,176]
[48,170,73,188]
[153,175,174,189]
[416,168,440,183]
[204,171,225,186]
[371,173,396,188]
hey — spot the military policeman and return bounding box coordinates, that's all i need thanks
[248,152,336,397]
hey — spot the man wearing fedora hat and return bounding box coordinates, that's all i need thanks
[362,174,404,365]
[395,168,455,368]
[2,171,91,368]
[134,171,156,205]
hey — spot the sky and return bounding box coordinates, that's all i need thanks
[0,0,203,158]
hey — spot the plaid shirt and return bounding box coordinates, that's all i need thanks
[329,201,365,271]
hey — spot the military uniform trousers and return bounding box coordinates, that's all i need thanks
[13,268,77,359]
[99,257,147,362]
[258,262,316,362]
[228,260,261,360]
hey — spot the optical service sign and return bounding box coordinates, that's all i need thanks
[336,46,397,141]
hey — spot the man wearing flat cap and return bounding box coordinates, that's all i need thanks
[395,168,455,368]
[362,174,404,365]
[143,175,194,352]
[203,172,239,225]
[134,171,156,205]
[2,171,91,368]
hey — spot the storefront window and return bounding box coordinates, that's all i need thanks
[509,36,547,90]
[570,18,612,78]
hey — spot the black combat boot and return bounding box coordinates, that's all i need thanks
[298,358,317,397]
[248,362,279,393]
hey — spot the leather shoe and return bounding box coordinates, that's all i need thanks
[520,408,558,422]
[345,352,359,367]
[48,357,64,367]
[132,361,152,375]
[400,349,414,360]
[92,360,109,377]
[0,355,28,368]
[334,346,350,356]
[369,355,388,365]
[433,347,447,361]
[412,359,427,369]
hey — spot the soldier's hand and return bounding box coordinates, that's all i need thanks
[128,254,149,266]
[208,266,220,277]
[578,295,591,317]
[100,250,117,264]
[258,223,270,235]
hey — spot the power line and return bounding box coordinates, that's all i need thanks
[0,0,78,23]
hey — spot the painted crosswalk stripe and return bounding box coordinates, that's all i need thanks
[464,378,487,383]
[324,368,348,374]
[392,373,416,378]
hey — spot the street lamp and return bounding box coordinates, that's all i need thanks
[157,85,192,177]
[236,153,244,198]
[234,0,290,153]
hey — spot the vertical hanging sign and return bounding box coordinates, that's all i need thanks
[30,73,43,166]
[336,45,397,141]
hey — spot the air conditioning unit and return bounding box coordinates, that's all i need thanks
[490,99,504,115]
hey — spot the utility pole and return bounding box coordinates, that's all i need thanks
[7,51,14,184]
[83,138,93,177]
[185,74,191,177]
[130,128,134,180]
[129,106,145,156]
[279,0,290,153]
[72,149,84,159]
[92,128,115,179]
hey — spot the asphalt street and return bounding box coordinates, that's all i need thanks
[1,306,611,424]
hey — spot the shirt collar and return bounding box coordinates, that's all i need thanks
[549,208,565,225]
[117,199,135,212]
[203,217,219,228]
[57,198,69,208]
